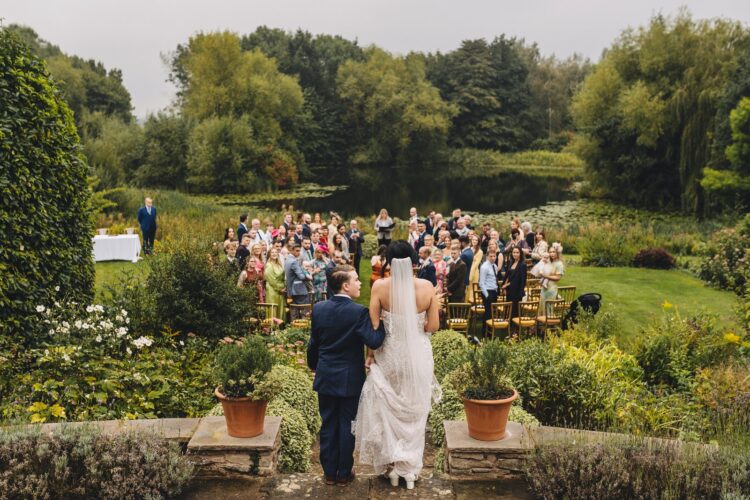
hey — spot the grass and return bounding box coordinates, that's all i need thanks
[94,258,737,345]
[565,263,738,346]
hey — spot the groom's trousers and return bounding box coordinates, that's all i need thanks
[318,394,359,480]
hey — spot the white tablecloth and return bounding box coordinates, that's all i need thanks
[92,234,141,262]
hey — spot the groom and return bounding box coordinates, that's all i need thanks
[307,265,386,486]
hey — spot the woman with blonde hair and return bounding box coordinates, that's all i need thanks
[374,208,395,247]
[327,213,340,249]
[466,233,483,300]
[264,247,286,323]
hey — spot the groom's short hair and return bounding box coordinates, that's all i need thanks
[329,265,355,294]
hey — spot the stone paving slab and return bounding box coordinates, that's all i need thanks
[121,417,200,442]
[445,421,530,452]
[453,479,534,499]
[187,416,281,451]
[369,476,454,498]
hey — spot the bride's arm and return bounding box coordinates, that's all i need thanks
[425,284,440,333]
[366,280,384,365]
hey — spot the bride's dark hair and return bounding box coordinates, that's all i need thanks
[386,240,418,266]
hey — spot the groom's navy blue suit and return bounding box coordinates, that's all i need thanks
[307,295,385,481]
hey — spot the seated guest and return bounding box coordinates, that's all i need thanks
[417,246,437,286]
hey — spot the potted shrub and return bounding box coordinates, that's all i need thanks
[213,335,281,438]
[447,340,518,441]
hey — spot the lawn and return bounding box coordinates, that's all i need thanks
[564,263,738,345]
[95,258,738,346]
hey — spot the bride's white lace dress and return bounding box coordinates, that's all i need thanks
[353,258,441,478]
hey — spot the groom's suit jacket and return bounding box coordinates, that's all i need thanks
[307,296,386,398]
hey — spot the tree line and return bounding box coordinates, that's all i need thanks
[6,10,750,213]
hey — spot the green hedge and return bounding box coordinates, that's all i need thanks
[0,28,94,338]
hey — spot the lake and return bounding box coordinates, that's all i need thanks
[246,166,573,218]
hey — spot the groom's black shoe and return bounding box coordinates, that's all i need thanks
[337,469,355,486]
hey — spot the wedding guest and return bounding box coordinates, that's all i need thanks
[282,213,294,232]
[487,240,503,277]
[318,227,330,256]
[346,220,363,276]
[432,249,447,294]
[455,217,470,238]
[501,247,527,325]
[425,210,436,234]
[374,209,395,247]
[294,224,305,246]
[417,246,437,286]
[447,208,462,231]
[311,213,324,233]
[264,248,286,323]
[276,225,288,246]
[332,233,349,263]
[459,235,474,288]
[264,222,275,245]
[464,215,474,231]
[467,233,483,299]
[336,224,350,257]
[505,228,530,261]
[285,245,311,306]
[479,250,499,326]
[432,213,444,237]
[416,220,428,250]
[251,218,265,243]
[479,223,492,253]
[327,214,340,249]
[311,247,329,302]
[446,246,468,303]
[408,207,419,225]
[222,240,239,273]
[223,227,235,245]
[407,220,420,249]
[510,218,523,242]
[540,244,565,311]
[311,229,321,252]
[370,245,389,286]
[437,230,452,250]
[302,213,312,238]
[423,234,437,253]
[137,197,158,255]
[236,214,248,242]
[238,255,265,302]
[522,222,535,248]
[531,230,549,263]
[236,233,252,270]
[300,237,314,263]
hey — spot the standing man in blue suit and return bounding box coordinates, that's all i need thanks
[137,197,157,255]
[307,265,385,486]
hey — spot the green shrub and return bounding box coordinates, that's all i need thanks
[452,340,515,400]
[699,214,750,295]
[265,365,320,436]
[577,222,656,267]
[0,425,193,498]
[146,243,256,338]
[525,436,749,499]
[0,28,95,339]
[213,336,279,399]
[431,329,470,381]
[428,385,465,447]
[267,399,313,473]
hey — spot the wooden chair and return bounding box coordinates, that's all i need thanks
[512,300,540,337]
[469,284,485,331]
[536,299,566,337]
[289,303,312,329]
[256,303,279,332]
[526,278,540,289]
[446,302,471,333]
[525,287,542,302]
[485,301,513,339]
[557,286,577,308]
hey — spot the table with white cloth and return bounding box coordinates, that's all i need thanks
[92,234,141,262]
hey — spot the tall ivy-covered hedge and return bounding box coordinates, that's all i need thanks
[0,29,94,337]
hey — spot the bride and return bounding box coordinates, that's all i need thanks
[353,240,442,489]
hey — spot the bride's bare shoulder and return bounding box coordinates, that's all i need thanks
[371,277,390,295]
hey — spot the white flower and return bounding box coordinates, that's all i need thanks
[74,320,82,329]
[48,329,55,336]
[94,305,104,313]
[116,327,128,338]
[95,335,102,343]
[62,354,71,362]
[179,340,184,346]
[62,321,69,329]
[132,336,153,349]
[115,315,123,322]
[121,310,128,317]
[36,305,45,313]
[54,286,60,292]
[86,305,94,313]
[125,317,130,324]
[126,347,132,355]
[81,323,90,330]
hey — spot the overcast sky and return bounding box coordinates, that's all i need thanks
[3,1,749,119]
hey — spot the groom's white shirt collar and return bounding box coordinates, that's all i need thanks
[334,293,352,300]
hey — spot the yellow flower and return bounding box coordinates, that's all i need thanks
[661,300,673,310]
[723,332,741,345]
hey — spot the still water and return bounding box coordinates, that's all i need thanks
[251,167,572,218]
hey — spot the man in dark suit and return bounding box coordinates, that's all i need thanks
[446,246,468,302]
[137,197,157,255]
[235,234,251,270]
[416,220,428,250]
[301,213,312,238]
[458,235,474,287]
[346,220,363,276]
[307,265,385,486]
[236,214,249,242]
[417,246,436,286]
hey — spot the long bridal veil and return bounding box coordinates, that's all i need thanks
[354,256,441,476]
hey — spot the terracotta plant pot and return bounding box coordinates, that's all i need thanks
[214,387,268,438]
[463,390,519,441]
